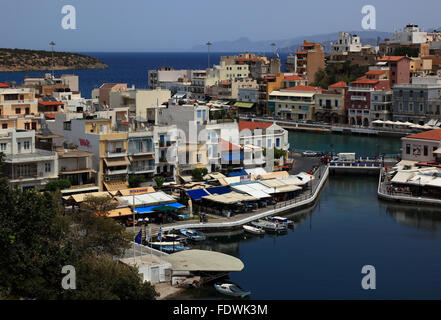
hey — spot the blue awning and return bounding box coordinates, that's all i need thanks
[228,169,248,177]
[186,189,210,201]
[222,153,243,162]
[205,186,231,195]
[135,202,185,214]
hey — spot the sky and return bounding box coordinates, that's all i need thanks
[1,0,440,52]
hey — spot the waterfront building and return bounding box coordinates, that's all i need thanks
[222,53,281,80]
[392,76,441,123]
[377,56,410,87]
[256,73,285,116]
[285,41,325,83]
[346,77,390,127]
[330,32,362,55]
[315,82,346,123]
[154,125,178,182]
[401,129,441,164]
[0,87,40,131]
[370,89,394,122]
[0,129,58,191]
[269,85,324,121]
[48,115,129,191]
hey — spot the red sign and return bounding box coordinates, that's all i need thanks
[79,139,90,147]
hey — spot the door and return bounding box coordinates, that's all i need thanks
[150,267,159,283]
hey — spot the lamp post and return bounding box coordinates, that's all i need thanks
[206,41,212,68]
[49,41,56,79]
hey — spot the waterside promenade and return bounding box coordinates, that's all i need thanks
[377,167,441,205]
[146,165,329,235]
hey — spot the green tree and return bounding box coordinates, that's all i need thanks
[62,254,158,300]
[263,148,286,159]
[128,175,146,188]
[45,179,71,192]
[154,176,164,188]
[191,167,208,181]
[81,195,118,217]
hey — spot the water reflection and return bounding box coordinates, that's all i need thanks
[383,201,441,231]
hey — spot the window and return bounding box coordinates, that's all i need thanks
[409,102,413,112]
[424,145,428,156]
[24,141,30,150]
[197,110,201,118]
[419,104,423,112]
[267,139,272,148]
[15,108,21,114]
[63,122,71,131]
[2,124,7,129]
[45,163,51,173]
[0,143,6,151]
[406,144,410,154]
[276,138,280,147]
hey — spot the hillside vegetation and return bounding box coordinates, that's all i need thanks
[0,48,108,72]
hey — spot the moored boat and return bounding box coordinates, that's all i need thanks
[149,241,189,253]
[266,216,294,228]
[243,225,265,235]
[179,228,206,241]
[214,283,251,298]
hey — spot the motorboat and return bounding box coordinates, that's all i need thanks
[149,241,189,253]
[163,233,188,243]
[243,225,265,235]
[214,283,251,298]
[179,228,206,241]
[266,216,294,228]
[250,219,287,234]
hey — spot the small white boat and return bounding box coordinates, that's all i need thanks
[214,283,251,298]
[243,225,265,235]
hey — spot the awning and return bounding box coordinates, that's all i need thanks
[69,191,112,203]
[205,186,231,195]
[228,169,248,177]
[107,207,133,218]
[433,148,441,155]
[119,191,176,207]
[203,191,256,204]
[230,184,271,199]
[130,154,154,161]
[104,157,130,167]
[245,167,267,176]
[110,187,155,197]
[233,102,254,108]
[186,188,210,201]
[135,202,185,214]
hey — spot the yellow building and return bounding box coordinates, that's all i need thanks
[0,87,40,130]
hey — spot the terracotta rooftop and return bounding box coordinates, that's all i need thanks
[406,129,441,141]
[238,120,273,131]
[365,70,387,75]
[284,85,324,92]
[220,138,241,151]
[378,56,407,62]
[329,81,347,88]
[351,79,380,85]
[284,75,305,81]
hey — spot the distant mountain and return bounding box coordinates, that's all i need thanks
[190,31,393,53]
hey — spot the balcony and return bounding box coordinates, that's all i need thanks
[129,165,155,173]
[159,141,173,148]
[350,96,367,101]
[129,147,154,155]
[106,168,128,175]
[106,149,127,158]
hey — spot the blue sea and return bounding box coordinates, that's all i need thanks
[0,52,290,98]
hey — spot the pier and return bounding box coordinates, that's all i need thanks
[152,165,329,234]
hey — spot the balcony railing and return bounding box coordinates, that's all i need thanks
[129,165,155,173]
[106,149,127,157]
[106,168,128,175]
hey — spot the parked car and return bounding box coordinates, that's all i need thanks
[302,150,318,157]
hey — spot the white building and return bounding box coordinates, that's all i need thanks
[1,129,58,191]
[390,24,428,44]
[330,32,362,54]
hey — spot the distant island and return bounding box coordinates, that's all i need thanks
[0,48,108,72]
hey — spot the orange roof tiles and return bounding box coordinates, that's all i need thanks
[378,56,407,62]
[366,70,387,75]
[0,82,9,88]
[406,129,441,141]
[329,81,347,88]
[351,79,380,85]
[284,75,305,81]
[284,85,324,92]
[238,121,273,131]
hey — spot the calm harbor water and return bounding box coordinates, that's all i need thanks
[175,132,441,300]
